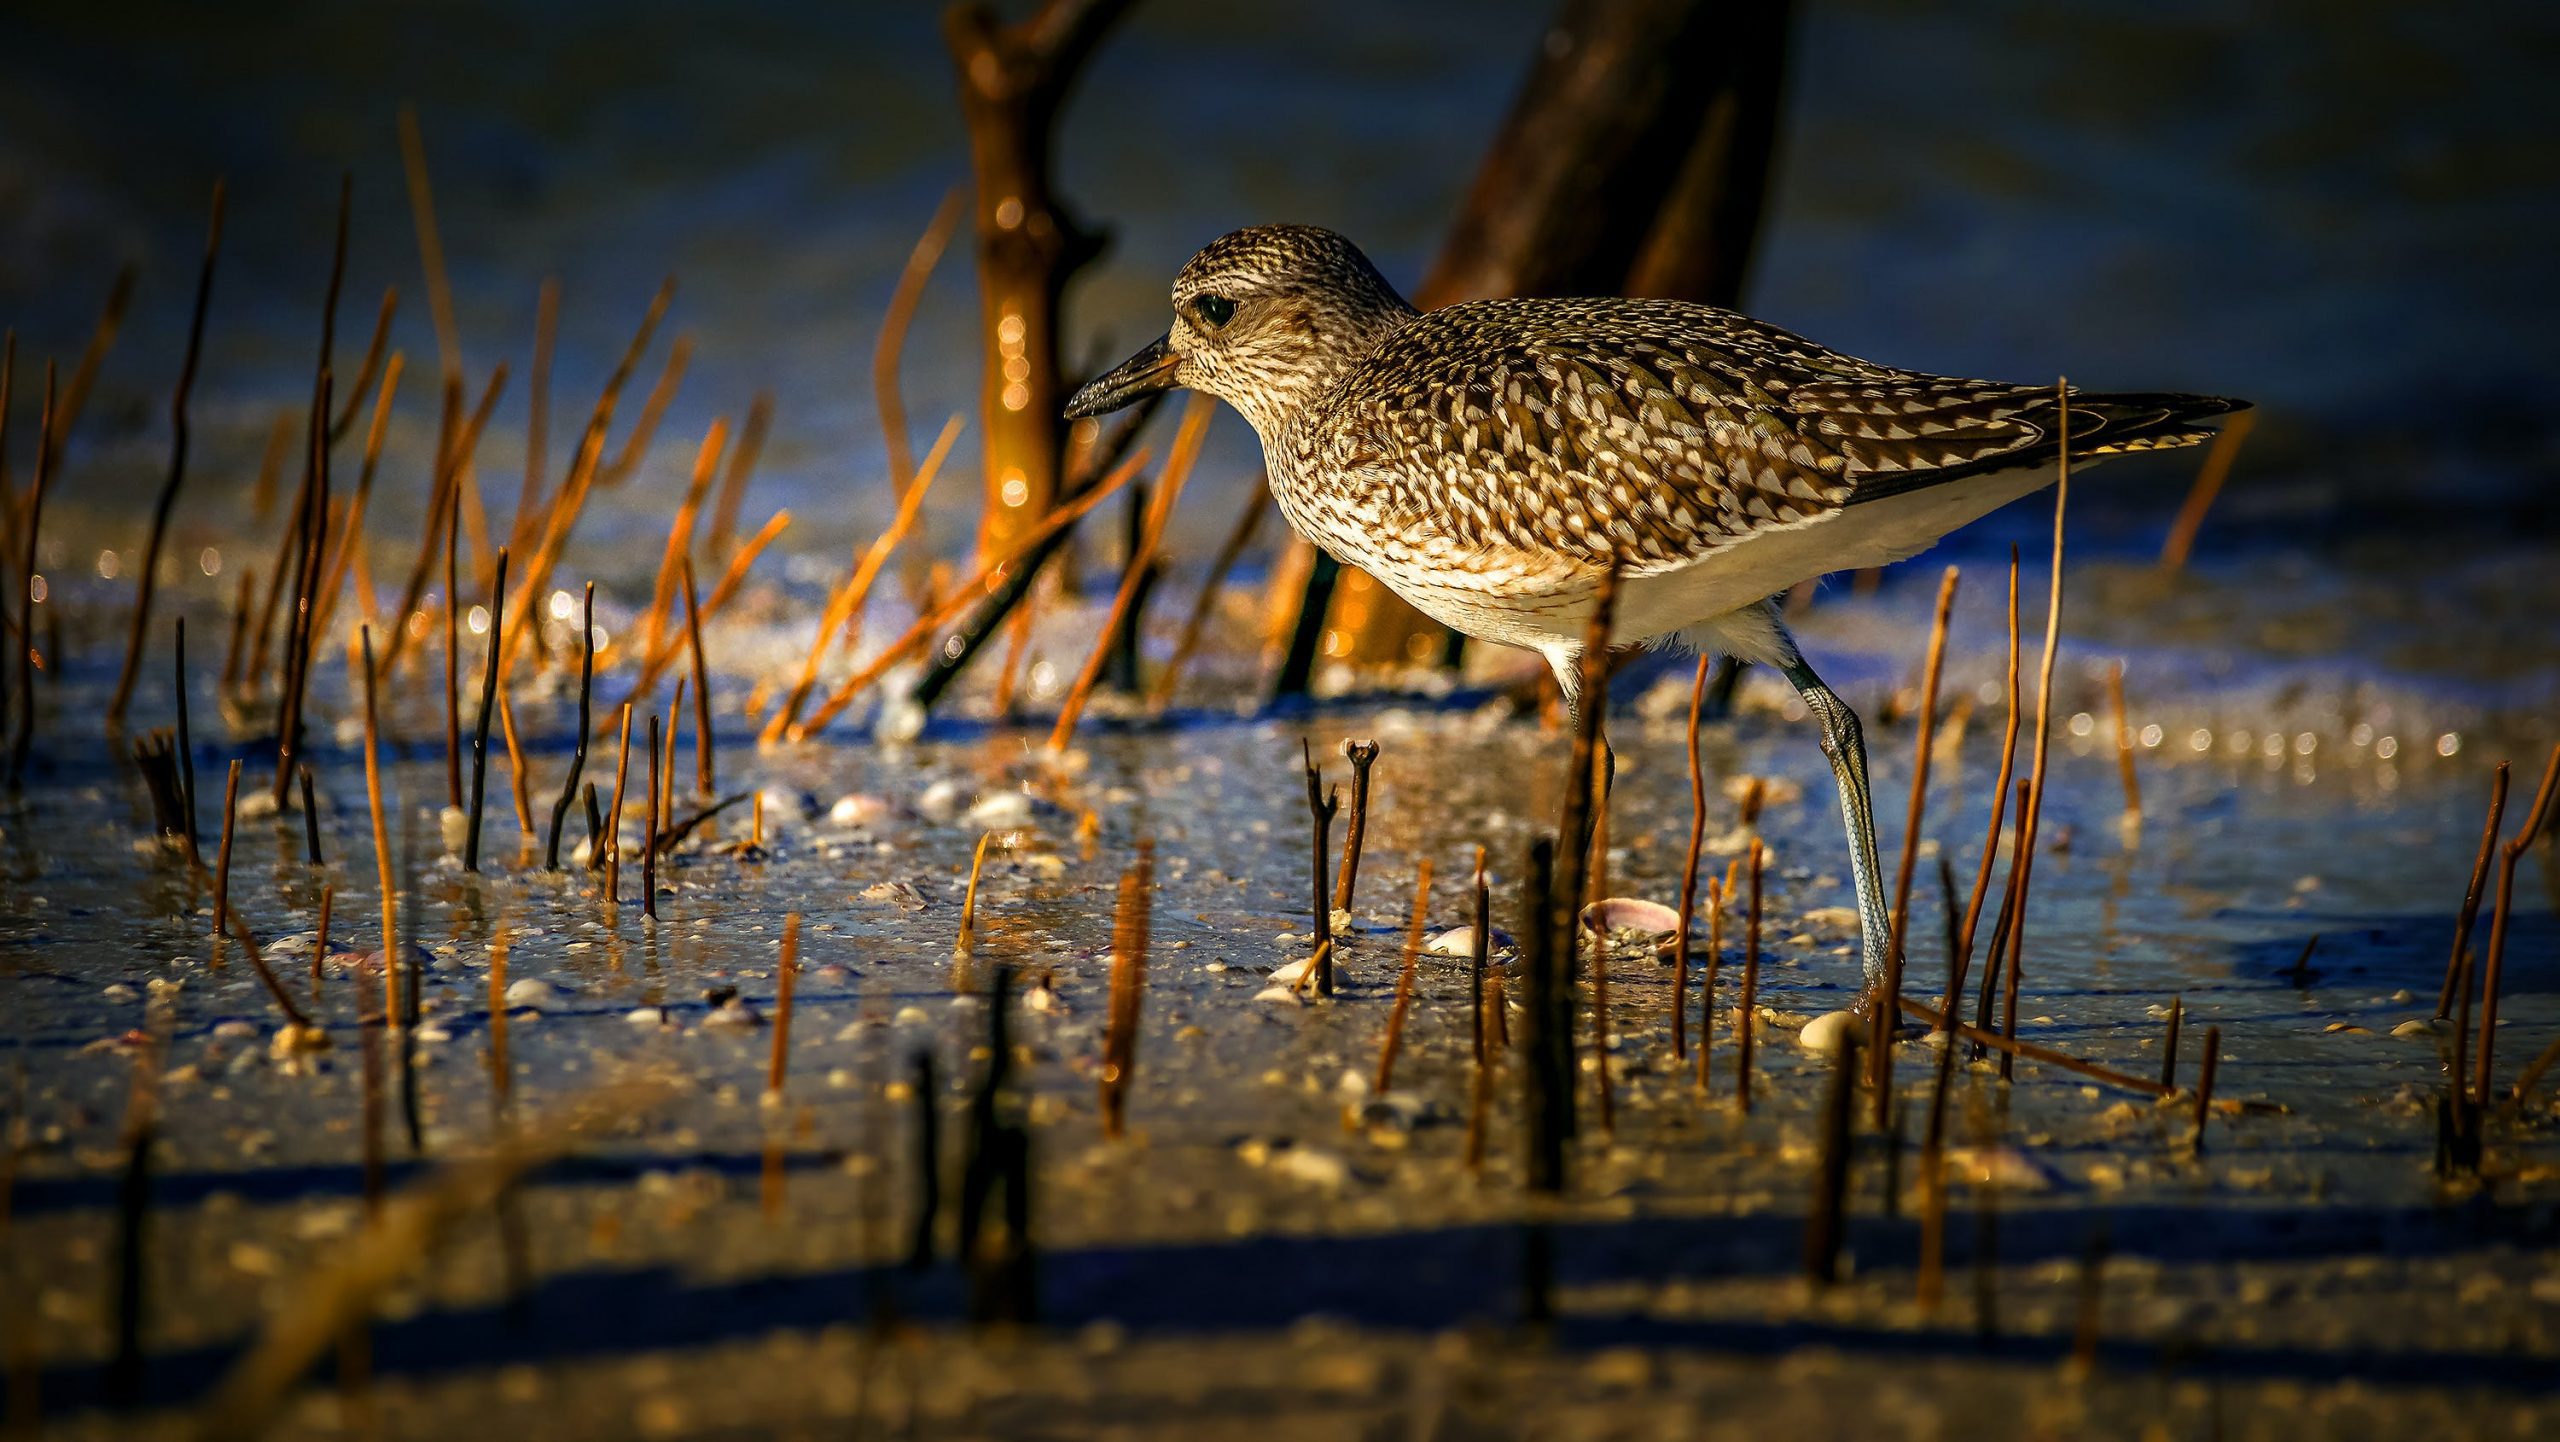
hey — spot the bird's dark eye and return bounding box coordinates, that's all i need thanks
[1193,294,1236,328]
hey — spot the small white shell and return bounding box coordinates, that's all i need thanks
[1797,1009,1864,1055]
[829,793,893,827]
[1581,897,1683,934]
[963,790,1037,829]
[504,978,565,1010]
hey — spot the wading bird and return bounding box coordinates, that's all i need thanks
[1067,225,2242,984]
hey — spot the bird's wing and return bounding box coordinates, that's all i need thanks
[1316,298,2239,572]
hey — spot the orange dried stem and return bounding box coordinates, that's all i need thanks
[1373,858,1434,1095]
[792,445,1148,740]
[1047,398,1213,753]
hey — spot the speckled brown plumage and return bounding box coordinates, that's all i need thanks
[1066,224,2246,991]
[1073,225,2242,663]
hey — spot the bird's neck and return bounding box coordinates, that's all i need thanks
[1231,297,1419,446]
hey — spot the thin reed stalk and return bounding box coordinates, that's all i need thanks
[596,334,692,489]
[1303,742,1340,995]
[1334,739,1380,915]
[396,105,465,395]
[357,628,401,1049]
[759,416,961,743]
[2436,762,2511,1019]
[2146,996,2178,1096]
[495,278,675,683]
[497,686,534,858]
[634,420,728,663]
[270,371,333,805]
[875,187,964,607]
[1373,860,1433,1095]
[1873,564,1958,1121]
[1100,842,1156,1138]
[212,759,243,949]
[1997,403,2073,1079]
[505,279,557,561]
[463,549,508,871]
[1470,846,1491,1065]
[108,182,224,727]
[298,766,322,867]
[1894,994,2167,1097]
[380,365,507,677]
[2158,409,2254,573]
[707,393,772,561]
[327,288,396,443]
[603,703,633,899]
[610,508,796,739]
[1738,838,1763,1111]
[1944,548,2022,1032]
[440,499,460,807]
[792,446,1147,740]
[682,560,713,797]
[1047,397,1214,753]
[7,366,55,781]
[768,914,802,1099]
[309,353,407,648]
[956,831,993,960]
[543,584,595,869]
[2473,742,2560,1103]
[1148,481,1270,713]
[313,885,333,1012]
[2105,658,2141,829]
[642,713,661,919]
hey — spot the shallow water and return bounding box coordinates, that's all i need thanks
[6,558,2558,1434]
[5,0,2560,1432]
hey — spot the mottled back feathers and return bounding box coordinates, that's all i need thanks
[1284,295,2242,575]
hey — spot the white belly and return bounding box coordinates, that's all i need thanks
[1323,463,2061,658]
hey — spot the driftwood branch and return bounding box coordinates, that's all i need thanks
[944,0,1136,554]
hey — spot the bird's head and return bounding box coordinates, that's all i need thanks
[1065,225,1415,440]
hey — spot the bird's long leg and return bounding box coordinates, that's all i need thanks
[1781,653,1890,991]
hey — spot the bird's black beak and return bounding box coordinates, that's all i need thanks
[1063,334,1179,419]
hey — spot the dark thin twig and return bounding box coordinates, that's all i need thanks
[907,392,1164,711]
[543,583,594,870]
[1469,846,1490,1066]
[2159,995,2183,1092]
[1519,836,1567,1194]
[682,560,713,798]
[1738,838,1763,1112]
[464,548,508,872]
[1334,739,1380,915]
[2191,1026,2222,1155]
[642,713,660,919]
[298,766,322,867]
[8,365,57,783]
[108,182,224,727]
[175,618,199,861]
[2474,742,2560,1103]
[2435,763,2510,1019]
[1303,741,1340,995]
